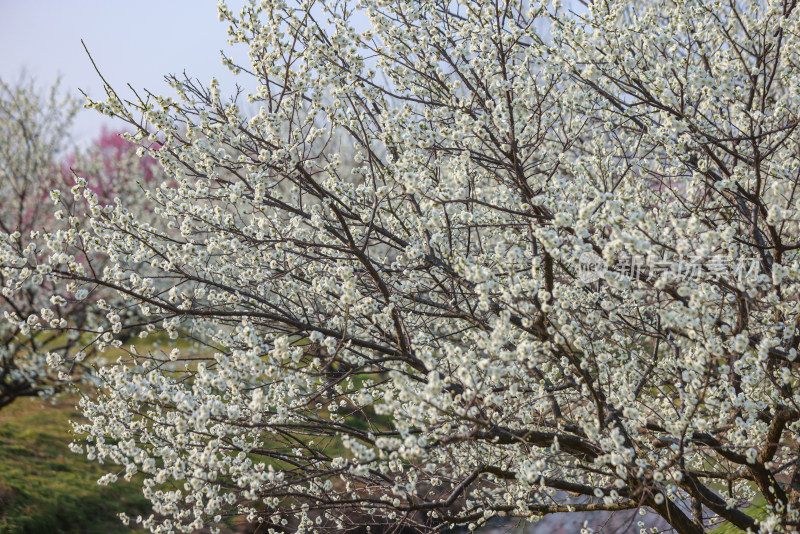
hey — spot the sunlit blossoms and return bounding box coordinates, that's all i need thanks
[14,0,800,532]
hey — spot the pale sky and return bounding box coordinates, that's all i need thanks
[0,0,244,144]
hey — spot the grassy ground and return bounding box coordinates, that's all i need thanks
[0,395,148,534]
[708,497,768,533]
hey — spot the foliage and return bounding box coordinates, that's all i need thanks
[10,0,800,532]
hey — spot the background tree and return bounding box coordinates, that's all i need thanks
[0,77,82,408]
[18,0,800,532]
[0,77,163,409]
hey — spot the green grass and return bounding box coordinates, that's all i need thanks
[0,396,148,534]
[708,496,767,533]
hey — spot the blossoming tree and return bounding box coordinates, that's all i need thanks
[0,78,162,409]
[17,0,800,531]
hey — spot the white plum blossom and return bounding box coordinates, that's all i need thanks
[22,0,800,532]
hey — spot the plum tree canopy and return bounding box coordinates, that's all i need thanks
[9,0,800,532]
